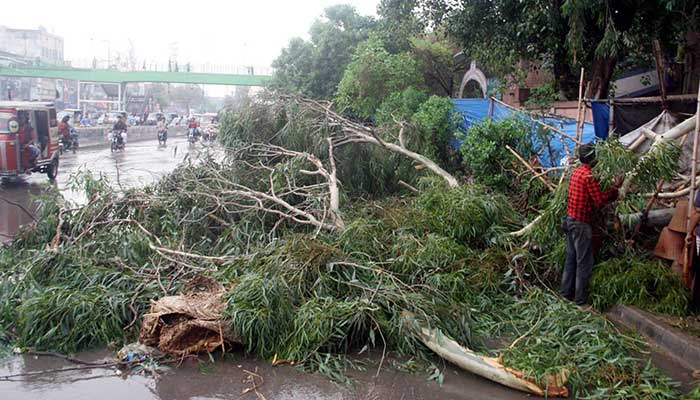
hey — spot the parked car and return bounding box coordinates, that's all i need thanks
[57,108,82,125]
[97,111,127,125]
[145,112,164,126]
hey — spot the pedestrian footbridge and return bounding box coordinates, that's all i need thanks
[0,65,271,86]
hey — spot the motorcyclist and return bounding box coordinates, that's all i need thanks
[58,115,78,150]
[157,116,167,142]
[188,117,200,138]
[112,115,128,146]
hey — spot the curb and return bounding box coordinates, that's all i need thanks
[607,305,700,371]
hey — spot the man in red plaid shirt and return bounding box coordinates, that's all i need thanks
[561,143,620,306]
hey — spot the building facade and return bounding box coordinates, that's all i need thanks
[0,25,64,65]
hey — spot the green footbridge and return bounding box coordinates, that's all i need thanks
[0,65,271,86]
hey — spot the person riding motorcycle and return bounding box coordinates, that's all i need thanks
[112,115,128,146]
[58,115,78,150]
[187,117,200,139]
[157,116,167,142]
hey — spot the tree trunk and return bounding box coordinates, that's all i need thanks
[550,0,575,98]
[589,56,618,99]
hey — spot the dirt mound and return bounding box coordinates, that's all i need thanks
[139,276,239,355]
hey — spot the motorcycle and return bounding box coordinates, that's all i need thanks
[157,129,167,147]
[203,126,217,144]
[110,130,126,152]
[188,128,199,146]
[59,129,79,154]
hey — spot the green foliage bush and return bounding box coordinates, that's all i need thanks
[590,256,689,316]
[459,117,533,190]
[375,86,428,127]
[335,38,422,119]
[411,178,516,247]
[412,96,461,168]
[524,83,559,110]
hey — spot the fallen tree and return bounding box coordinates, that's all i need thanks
[290,96,460,188]
[0,94,695,399]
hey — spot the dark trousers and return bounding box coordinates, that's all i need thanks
[560,216,594,306]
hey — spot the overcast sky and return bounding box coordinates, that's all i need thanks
[1,0,379,71]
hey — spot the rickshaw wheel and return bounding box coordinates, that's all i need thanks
[47,157,59,180]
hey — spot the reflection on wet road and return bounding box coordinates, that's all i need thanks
[0,350,528,400]
[0,138,212,239]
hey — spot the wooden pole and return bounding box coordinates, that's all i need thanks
[611,94,697,104]
[653,40,668,110]
[575,68,585,150]
[685,81,700,286]
[505,145,555,192]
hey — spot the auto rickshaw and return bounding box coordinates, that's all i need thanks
[0,101,60,180]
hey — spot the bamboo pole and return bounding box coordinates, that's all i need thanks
[575,68,585,150]
[505,145,555,192]
[653,40,668,110]
[611,94,697,104]
[490,97,581,144]
[684,82,700,286]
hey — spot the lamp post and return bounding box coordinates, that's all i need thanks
[101,40,111,68]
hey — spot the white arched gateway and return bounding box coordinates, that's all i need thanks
[458,61,488,98]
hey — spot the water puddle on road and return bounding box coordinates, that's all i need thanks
[0,138,217,240]
[0,350,528,400]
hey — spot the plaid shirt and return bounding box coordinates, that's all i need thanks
[566,164,617,224]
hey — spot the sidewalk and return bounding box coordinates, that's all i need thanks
[607,305,700,387]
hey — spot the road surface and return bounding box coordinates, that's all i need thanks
[0,137,211,239]
[0,350,530,400]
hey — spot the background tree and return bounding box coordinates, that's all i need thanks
[424,0,700,99]
[170,85,206,113]
[271,5,376,99]
[375,0,426,53]
[409,35,460,97]
[335,39,423,119]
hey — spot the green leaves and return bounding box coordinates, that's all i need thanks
[459,117,533,191]
[412,178,517,247]
[335,38,423,120]
[590,255,689,315]
[271,5,376,99]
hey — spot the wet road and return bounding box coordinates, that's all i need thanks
[0,137,211,239]
[0,351,530,400]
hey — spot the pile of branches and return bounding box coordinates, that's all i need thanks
[0,93,696,398]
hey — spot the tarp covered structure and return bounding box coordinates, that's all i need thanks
[452,98,598,167]
[590,97,697,138]
[619,110,696,175]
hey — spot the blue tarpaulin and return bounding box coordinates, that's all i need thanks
[591,101,610,139]
[452,98,597,167]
